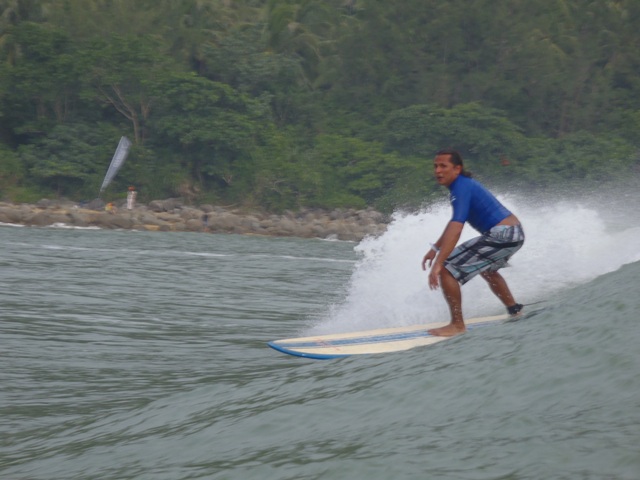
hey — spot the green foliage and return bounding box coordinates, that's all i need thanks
[80,34,180,144]
[242,133,415,210]
[123,145,194,202]
[514,132,636,188]
[384,103,525,175]
[17,122,122,197]
[306,134,405,206]
[150,72,273,196]
[373,157,442,213]
[0,143,24,193]
[0,0,638,211]
[1,21,82,137]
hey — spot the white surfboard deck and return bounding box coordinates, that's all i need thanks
[269,313,516,359]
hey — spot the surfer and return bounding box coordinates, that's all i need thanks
[421,149,524,337]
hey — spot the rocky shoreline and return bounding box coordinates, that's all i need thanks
[0,198,390,242]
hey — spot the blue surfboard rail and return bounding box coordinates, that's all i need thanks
[267,341,350,360]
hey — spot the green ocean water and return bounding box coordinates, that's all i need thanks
[1,194,639,480]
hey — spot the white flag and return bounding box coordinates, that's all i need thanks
[100,136,131,193]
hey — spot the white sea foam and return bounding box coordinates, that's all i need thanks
[310,190,640,334]
[47,222,101,230]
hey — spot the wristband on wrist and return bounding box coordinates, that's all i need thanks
[430,243,440,252]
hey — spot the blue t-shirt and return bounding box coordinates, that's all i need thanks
[448,175,511,233]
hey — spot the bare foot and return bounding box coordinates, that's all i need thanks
[428,323,466,337]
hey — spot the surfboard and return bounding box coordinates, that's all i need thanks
[269,313,519,359]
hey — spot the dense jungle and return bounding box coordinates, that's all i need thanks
[0,0,638,212]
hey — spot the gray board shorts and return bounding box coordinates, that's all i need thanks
[444,224,525,285]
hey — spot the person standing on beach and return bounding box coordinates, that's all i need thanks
[127,186,137,210]
[421,149,525,337]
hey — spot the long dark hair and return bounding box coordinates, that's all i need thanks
[436,148,473,178]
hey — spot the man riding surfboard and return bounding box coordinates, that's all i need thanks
[422,149,525,337]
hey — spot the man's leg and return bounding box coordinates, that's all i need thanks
[428,269,466,337]
[480,271,520,313]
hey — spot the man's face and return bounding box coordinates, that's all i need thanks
[434,154,461,187]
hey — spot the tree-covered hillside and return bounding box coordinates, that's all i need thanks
[1,0,638,210]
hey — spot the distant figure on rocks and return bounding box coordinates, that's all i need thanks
[127,186,137,210]
[105,202,117,214]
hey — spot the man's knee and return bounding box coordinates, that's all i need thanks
[481,270,501,281]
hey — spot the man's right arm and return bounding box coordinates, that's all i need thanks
[434,221,463,263]
[424,221,464,290]
[421,221,463,271]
